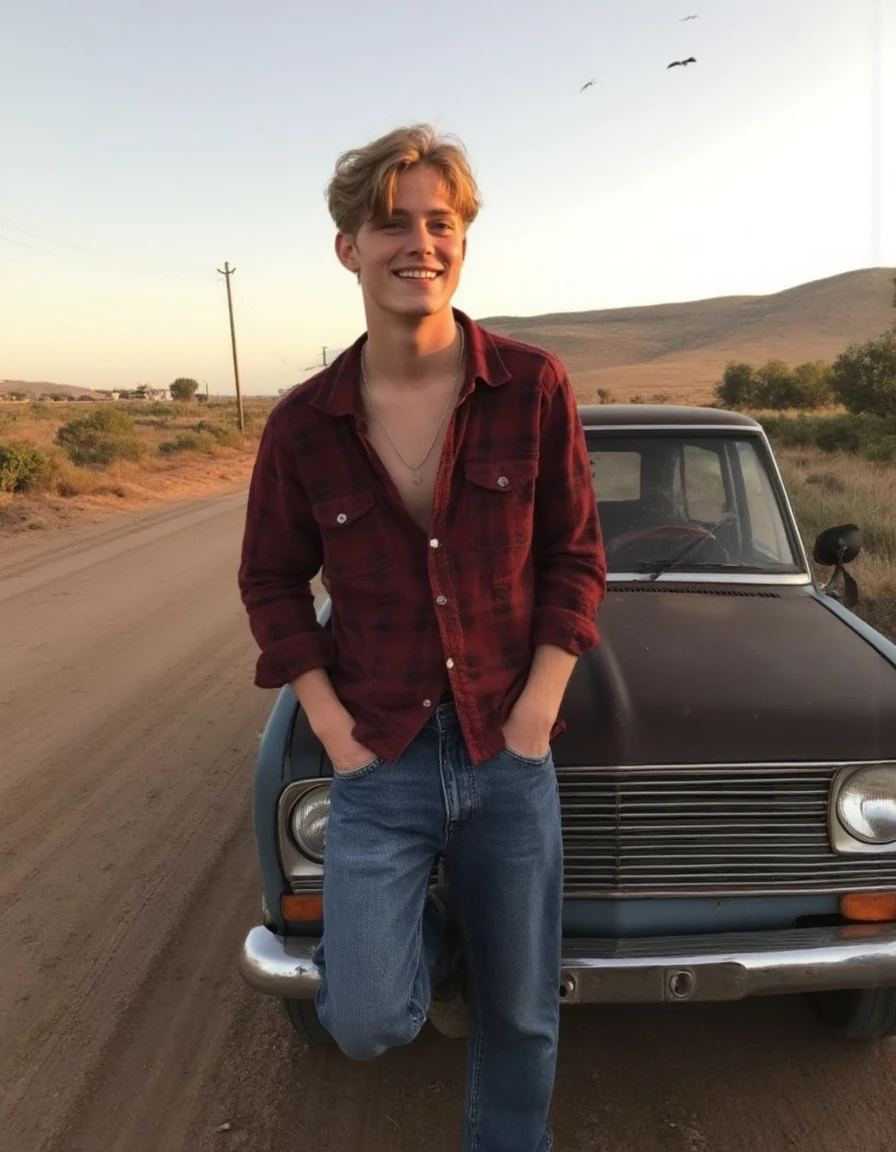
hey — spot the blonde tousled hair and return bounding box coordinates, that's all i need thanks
[325,123,482,236]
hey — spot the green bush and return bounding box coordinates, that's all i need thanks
[714,362,756,408]
[169,377,200,402]
[0,442,51,492]
[159,430,220,456]
[55,408,147,467]
[717,359,833,410]
[761,412,896,461]
[831,330,896,418]
[193,421,243,448]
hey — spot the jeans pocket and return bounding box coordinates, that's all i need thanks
[332,755,384,780]
[503,744,552,766]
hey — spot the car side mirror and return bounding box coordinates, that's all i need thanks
[813,524,862,608]
[813,524,862,567]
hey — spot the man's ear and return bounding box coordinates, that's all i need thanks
[335,232,360,275]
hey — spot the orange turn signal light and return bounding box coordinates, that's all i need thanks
[281,894,324,921]
[840,893,896,923]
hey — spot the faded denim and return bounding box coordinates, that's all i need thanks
[313,702,562,1152]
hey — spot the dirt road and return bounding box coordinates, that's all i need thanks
[1,491,894,1152]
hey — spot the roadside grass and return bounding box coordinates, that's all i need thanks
[0,398,275,498]
[0,397,276,532]
[775,446,896,642]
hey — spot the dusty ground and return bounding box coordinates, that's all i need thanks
[1,492,895,1152]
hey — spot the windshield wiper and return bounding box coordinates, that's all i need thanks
[642,514,734,581]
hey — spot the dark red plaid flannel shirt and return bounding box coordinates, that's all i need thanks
[238,308,606,766]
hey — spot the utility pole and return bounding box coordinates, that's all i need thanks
[217,261,245,433]
[304,346,330,372]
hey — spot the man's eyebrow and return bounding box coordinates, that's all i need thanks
[387,208,456,217]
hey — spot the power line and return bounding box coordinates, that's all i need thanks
[0,226,218,282]
[0,208,217,282]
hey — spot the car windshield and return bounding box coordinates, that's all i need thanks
[587,432,802,575]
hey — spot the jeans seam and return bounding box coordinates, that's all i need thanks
[456,907,484,1151]
[408,881,428,1032]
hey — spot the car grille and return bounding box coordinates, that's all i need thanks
[559,763,896,897]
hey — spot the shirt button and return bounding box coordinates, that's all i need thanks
[336,513,347,524]
[436,595,448,606]
[429,538,439,548]
[446,658,455,669]
[423,698,432,708]
[497,476,509,488]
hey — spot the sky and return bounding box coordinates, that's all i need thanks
[1,0,894,396]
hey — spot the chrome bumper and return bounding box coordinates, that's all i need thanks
[239,922,896,1004]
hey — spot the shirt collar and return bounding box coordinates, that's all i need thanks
[309,307,512,418]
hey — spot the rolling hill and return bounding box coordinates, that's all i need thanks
[478,267,896,404]
[0,379,96,399]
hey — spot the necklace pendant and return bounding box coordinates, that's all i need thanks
[412,469,423,485]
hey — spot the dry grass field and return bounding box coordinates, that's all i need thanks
[776,447,896,641]
[0,398,270,533]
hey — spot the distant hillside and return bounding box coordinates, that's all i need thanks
[478,267,896,404]
[0,379,95,399]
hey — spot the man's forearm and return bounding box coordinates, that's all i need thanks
[517,644,578,722]
[290,667,350,739]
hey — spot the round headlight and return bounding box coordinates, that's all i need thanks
[289,786,330,862]
[836,766,896,845]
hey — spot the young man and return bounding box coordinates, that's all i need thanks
[238,123,606,1152]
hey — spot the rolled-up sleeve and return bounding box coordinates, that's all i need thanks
[531,363,607,655]
[238,418,331,688]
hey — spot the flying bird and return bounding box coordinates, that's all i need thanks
[667,56,697,68]
[579,78,596,92]
[681,13,699,19]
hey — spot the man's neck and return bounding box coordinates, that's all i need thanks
[363,308,460,390]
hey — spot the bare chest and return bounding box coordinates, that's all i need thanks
[362,386,456,532]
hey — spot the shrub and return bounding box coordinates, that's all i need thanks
[832,330,896,418]
[159,430,220,456]
[193,421,243,448]
[55,408,147,467]
[0,442,51,492]
[169,377,200,401]
[714,362,756,408]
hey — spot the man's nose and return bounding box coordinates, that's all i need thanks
[406,219,434,253]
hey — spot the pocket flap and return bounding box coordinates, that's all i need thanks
[464,457,538,492]
[311,489,377,527]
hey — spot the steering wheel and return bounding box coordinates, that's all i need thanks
[606,522,731,563]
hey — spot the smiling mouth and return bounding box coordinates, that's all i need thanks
[394,270,441,280]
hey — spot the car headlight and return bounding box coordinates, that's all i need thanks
[289,785,330,862]
[836,766,896,845]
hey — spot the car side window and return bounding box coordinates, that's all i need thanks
[675,444,726,522]
[736,440,793,560]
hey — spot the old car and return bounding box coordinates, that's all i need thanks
[239,404,896,1044]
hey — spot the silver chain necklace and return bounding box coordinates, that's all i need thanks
[360,327,465,485]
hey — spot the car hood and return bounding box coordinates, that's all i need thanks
[552,584,896,767]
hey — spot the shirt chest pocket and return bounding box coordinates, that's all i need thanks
[310,490,396,578]
[464,457,538,552]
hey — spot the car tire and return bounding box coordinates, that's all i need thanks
[806,987,896,1040]
[282,998,336,1045]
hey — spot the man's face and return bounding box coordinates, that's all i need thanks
[336,164,466,320]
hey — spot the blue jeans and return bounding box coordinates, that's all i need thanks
[313,702,562,1152]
